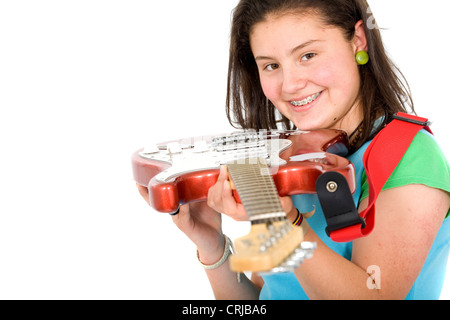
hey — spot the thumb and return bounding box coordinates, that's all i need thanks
[279,196,294,214]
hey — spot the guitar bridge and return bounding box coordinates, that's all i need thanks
[212,132,267,152]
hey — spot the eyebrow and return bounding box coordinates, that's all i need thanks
[290,40,321,56]
[254,39,322,62]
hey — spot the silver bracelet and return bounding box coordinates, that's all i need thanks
[197,235,232,270]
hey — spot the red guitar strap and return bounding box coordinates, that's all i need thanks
[328,112,432,242]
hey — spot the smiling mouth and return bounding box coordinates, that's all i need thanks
[290,92,322,107]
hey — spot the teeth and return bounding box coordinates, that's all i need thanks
[290,92,321,107]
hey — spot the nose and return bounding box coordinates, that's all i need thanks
[281,68,307,95]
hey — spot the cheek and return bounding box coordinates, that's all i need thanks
[313,64,334,90]
[260,76,280,101]
[315,57,359,100]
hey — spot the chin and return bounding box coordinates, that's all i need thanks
[293,119,326,131]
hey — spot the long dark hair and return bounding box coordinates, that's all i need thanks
[226,0,415,149]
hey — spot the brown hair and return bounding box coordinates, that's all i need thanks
[226,0,415,149]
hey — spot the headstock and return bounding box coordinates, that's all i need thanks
[229,220,315,273]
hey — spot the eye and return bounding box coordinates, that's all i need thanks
[301,53,316,61]
[264,63,280,71]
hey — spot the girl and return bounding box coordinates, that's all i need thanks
[138,0,449,299]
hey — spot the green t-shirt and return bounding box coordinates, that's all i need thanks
[360,130,450,218]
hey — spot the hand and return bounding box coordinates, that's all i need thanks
[172,202,224,263]
[207,166,296,222]
[207,166,248,221]
[136,183,224,263]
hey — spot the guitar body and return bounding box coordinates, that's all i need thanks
[132,129,356,214]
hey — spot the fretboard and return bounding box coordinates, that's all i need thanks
[226,157,286,223]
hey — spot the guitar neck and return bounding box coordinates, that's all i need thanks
[226,157,286,224]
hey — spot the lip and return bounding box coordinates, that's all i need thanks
[289,90,323,112]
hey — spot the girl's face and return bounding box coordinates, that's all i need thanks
[250,13,366,133]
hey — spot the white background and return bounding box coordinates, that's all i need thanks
[0,0,448,300]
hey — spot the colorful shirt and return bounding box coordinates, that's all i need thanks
[259,130,450,300]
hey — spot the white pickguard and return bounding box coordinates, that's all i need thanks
[139,133,292,183]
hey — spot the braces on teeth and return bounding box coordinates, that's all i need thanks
[290,92,321,106]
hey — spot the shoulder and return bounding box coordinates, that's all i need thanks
[360,130,450,201]
[386,130,449,190]
[400,129,446,163]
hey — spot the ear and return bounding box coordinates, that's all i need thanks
[353,20,368,53]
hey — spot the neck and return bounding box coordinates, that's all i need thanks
[348,120,364,150]
[226,157,286,224]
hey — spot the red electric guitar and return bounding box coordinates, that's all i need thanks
[132,129,356,273]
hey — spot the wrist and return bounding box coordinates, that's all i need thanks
[289,206,304,227]
[301,218,310,237]
[292,209,304,226]
[289,207,312,237]
[286,205,299,224]
[197,234,226,265]
[197,234,231,269]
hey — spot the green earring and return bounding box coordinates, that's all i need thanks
[355,50,369,65]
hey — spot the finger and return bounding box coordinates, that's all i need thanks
[220,165,237,190]
[207,166,228,209]
[207,179,222,209]
[171,203,190,227]
[218,165,228,182]
[222,178,236,207]
[222,180,248,221]
[279,196,294,214]
[302,206,316,219]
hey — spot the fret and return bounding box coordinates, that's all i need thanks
[226,157,286,223]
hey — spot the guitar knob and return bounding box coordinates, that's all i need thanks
[167,142,182,154]
[142,144,160,154]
